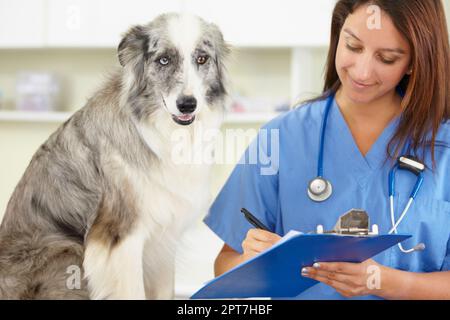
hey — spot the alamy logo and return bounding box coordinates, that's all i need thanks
[367,5,382,30]
[366,265,381,290]
[170,125,280,176]
[66,265,81,290]
[66,5,81,31]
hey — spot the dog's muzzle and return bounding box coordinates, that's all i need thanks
[173,96,197,126]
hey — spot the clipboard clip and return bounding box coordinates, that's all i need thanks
[315,209,379,236]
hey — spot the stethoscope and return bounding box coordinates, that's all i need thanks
[308,93,426,253]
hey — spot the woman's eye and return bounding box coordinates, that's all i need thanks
[197,55,209,65]
[379,56,396,65]
[159,57,170,66]
[346,44,361,52]
[346,44,363,53]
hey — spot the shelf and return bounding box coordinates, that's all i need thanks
[0,110,72,123]
[0,110,285,124]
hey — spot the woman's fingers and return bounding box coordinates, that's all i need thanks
[300,260,381,298]
[302,267,365,287]
[242,237,274,253]
[242,229,281,256]
[309,274,363,298]
[312,261,365,275]
[247,229,281,243]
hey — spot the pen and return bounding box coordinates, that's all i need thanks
[241,208,271,232]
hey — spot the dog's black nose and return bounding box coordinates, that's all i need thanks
[176,96,197,114]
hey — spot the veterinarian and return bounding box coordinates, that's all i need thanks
[204,0,450,299]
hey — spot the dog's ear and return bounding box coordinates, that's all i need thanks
[209,23,231,62]
[118,25,149,67]
[209,23,231,90]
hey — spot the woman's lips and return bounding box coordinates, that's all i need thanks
[349,76,376,89]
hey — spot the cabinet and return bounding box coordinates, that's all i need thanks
[0,0,45,47]
[184,0,334,47]
[0,0,333,48]
[45,0,181,47]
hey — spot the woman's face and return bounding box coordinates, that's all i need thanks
[335,4,411,105]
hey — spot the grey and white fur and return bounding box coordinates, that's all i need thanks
[0,13,230,299]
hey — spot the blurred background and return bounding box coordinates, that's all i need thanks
[0,0,449,298]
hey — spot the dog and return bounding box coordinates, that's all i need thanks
[0,13,230,299]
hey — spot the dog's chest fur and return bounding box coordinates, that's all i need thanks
[86,110,223,299]
[126,109,221,239]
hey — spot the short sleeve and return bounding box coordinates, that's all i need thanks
[441,235,450,271]
[203,125,280,254]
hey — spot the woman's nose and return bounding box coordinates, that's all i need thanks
[353,54,374,82]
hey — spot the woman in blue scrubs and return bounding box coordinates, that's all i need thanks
[204,0,450,299]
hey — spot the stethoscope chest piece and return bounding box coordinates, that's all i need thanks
[308,177,333,202]
[307,94,334,203]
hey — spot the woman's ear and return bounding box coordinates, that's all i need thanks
[406,64,413,75]
[118,25,149,67]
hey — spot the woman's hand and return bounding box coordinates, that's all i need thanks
[301,259,385,298]
[241,229,281,261]
[215,230,281,277]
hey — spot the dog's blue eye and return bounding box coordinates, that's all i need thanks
[159,57,170,66]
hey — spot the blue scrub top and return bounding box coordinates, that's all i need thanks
[204,96,450,300]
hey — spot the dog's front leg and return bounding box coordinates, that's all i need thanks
[84,226,147,300]
[83,184,147,300]
[143,240,175,299]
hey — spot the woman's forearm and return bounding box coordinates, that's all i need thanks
[380,266,450,300]
[214,250,245,277]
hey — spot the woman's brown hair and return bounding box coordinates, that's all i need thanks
[314,0,449,168]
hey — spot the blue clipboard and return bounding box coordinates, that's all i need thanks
[191,233,410,299]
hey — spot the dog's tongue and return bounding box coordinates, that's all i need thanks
[177,114,193,121]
